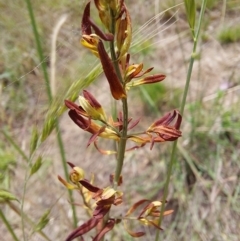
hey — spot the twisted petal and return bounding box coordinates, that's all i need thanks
[66,217,100,241]
[81,1,91,35]
[81,34,100,57]
[79,90,107,121]
[65,100,87,117]
[147,110,182,141]
[68,109,101,134]
[98,40,126,100]
[92,219,115,241]
[116,5,132,58]
[129,74,166,87]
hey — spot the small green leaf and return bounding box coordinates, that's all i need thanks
[30,156,42,176]
[34,209,50,232]
[184,0,196,36]
[0,190,19,202]
[30,127,39,156]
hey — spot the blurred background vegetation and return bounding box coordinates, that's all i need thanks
[0,0,240,240]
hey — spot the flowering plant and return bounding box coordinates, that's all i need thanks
[58,1,182,240]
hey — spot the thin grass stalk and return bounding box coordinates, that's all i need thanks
[24,0,77,227]
[1,131,29,241]
[24,0,52,100]
[2,129,29,163]
[0,209,20,241]
[50,14,68,96]
[155,1,207,240]
[7,202,52,241]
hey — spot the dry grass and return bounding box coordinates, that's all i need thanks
[1,0,240,240]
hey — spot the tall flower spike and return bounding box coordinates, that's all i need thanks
[97,40,126,100]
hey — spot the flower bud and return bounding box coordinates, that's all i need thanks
[116,6,132,58]
[70,167,85,184]
[97,40,126,100]
[81,34,100,57]
[79,90,107,121]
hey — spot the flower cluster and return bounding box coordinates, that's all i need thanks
[59,164,173,241]
[59,0,183,240]
[65,90,182,152]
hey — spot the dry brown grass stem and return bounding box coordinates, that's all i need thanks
[50,14,68,97]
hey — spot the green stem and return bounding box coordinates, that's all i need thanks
[24,0,77,227]
[108,7,129,186]
[114,98,128,185]
[155,1,207,240]
[55,123,78,226]
[24,0,52,100]
[2,129,29,163]
[0,209,20,241]
[7,202,51,241]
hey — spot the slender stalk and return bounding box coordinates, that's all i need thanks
[114,98,128,185]
[24,0,77,227]
[2,129,29,163]
[24,0,52,100]
[7,202,52,241]
[55,123,78,226]
[155,1,207,240]
[0,209,20,241]
[108,7,129,186]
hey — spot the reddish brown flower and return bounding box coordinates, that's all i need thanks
[65,180,122,241]
[97,40,126,100]
[116,4,132,58]
[65,97,120,146]
[124,199,173,238]
[128,110,182,149]
[147,109,182,141]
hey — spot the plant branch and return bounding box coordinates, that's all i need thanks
[155,1,207,240]
[0,209,20,241]
[7,202,51,241]
[108,7,129,186]
[24,0,77,227]
[2,129,29,163]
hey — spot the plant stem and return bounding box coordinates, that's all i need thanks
[55,123,78,226]
[7,202,52,241]
[24,0,77,227]
[24,0,52,100]
[2,129,29,163]
[108,7,129,186]
[155,1,207,240]
[115,98,128,185]
[0,209,20,241]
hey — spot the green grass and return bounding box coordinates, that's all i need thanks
[218,25,240,43]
